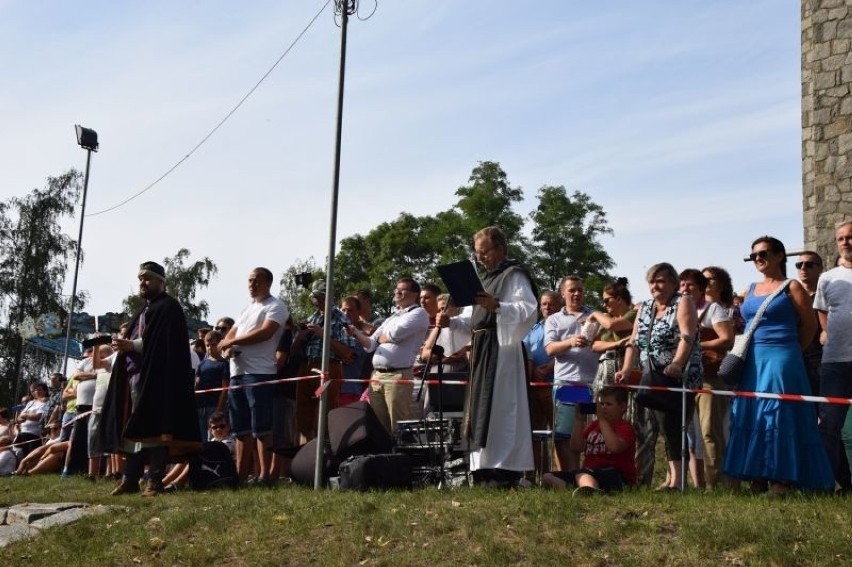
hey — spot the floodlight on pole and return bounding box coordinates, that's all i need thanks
[61,125,98,376]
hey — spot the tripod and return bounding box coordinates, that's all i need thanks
[415,344,455,488]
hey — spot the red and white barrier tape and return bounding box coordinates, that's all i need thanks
[194,373,852,406]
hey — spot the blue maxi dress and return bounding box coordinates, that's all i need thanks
[723,283,834,490]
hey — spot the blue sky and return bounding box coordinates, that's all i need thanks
[0,1,804,320]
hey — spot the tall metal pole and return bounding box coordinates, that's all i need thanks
[61,148,92,377]
[314,0,353,489]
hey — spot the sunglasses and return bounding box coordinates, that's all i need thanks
[748,250,770,262]
[795,261,819,270]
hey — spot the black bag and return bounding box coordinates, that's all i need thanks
[188,441,238,490]
[635,361,682,413]
[338,453,412,491]
[718,351,746,387]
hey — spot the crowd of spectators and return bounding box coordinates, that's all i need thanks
[2,222,851,498]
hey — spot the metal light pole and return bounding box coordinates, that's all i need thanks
[314,0,355,489]
[61,125,98,377]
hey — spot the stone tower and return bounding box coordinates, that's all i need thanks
[802,0,852,264]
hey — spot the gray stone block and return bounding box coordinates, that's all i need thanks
[30,505,110,531]
[30,508,86,530]
[6,507,56,525]
[0,524,38,547]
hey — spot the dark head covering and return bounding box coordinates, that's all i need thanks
[138,261,166,282]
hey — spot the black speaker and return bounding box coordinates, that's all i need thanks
[328,401,394,460]
[290,438,337,486]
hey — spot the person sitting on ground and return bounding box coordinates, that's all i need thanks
[14,423,67,476]
[541,387,636,495]
[13,382,50,460]
[162,412,235,491]
[0,408,14,439]
[0,436,17,475]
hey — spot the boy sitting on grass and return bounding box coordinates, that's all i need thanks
[542,386,636,495]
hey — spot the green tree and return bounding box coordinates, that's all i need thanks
[0,170,83,404]
[122,248,217,325]
[332,162,531,314]
[528,186,614,293]
[453,161,527,260]
[336,213,452,315]
[279,257,324,323]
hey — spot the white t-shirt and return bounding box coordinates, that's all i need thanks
[544,307,599,383]
[230,295,289,376]
[698,302,730,329]
[72,355,98,406]
[813,265,852,363]
[18,399,47,436]
[91,353,115,411]
[75,378,96,406]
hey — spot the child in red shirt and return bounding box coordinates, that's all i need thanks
[542,386,636,494]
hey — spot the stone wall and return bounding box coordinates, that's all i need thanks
[802,0,852,264]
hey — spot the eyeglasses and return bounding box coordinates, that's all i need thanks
[795,261,820,270]
[748,250,770,262]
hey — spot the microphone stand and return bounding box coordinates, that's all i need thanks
[431,345,447,488]
[417,338,451,488]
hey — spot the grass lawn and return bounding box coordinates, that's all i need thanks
[2,474,851,566]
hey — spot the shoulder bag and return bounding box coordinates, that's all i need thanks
[635,300,692,413]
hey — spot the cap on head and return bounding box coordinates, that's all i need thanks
[310,280,327,298]
[138,261,166,282]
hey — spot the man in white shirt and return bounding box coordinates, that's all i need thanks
[814,221,852,491]
[351,278,429,435]
[219,267,289,484]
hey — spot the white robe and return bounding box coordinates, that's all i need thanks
[452,270,537,472]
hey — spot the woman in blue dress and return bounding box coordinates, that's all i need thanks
[723,236,833,494]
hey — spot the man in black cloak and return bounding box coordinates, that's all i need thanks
[101,261,200,496]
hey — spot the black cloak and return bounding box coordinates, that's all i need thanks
[100,292,201,455]
[463,259,538,450]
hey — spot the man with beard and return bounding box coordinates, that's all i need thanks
[815,221,852,493]
[218,267,289,484]
[436,226,538,487]
[102,261,200,496]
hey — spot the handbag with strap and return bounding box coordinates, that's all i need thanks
[718,280,792,387]
[635,299,694,412]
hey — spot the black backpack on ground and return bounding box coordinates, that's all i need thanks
[188,441,238,490]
